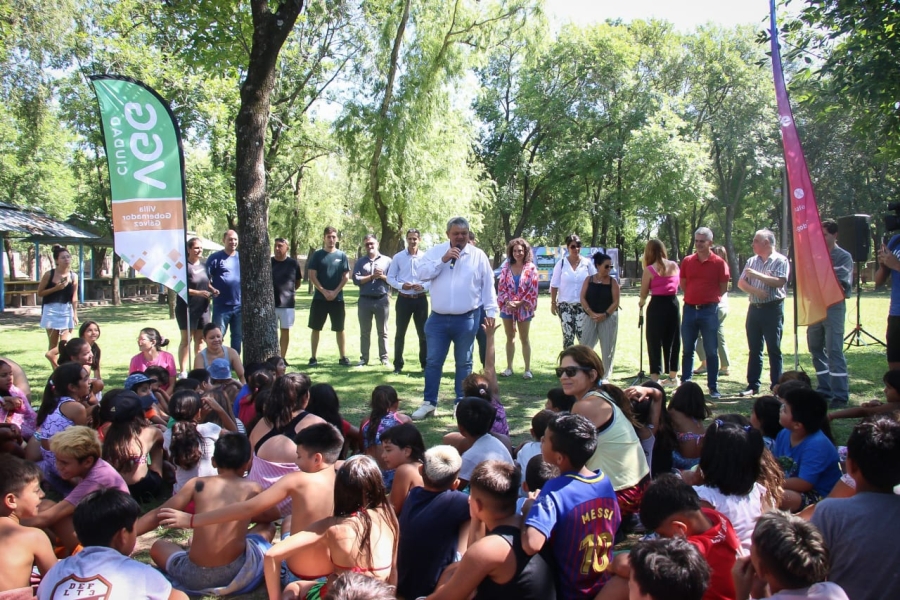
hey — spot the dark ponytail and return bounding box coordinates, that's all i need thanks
[168,390,203,470]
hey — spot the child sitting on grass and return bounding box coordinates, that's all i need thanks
[164,389,237,492]
[523,412,621,599]
[514,410,555,482]
[628,537,710,600]
[810,416,900,600]
[307,383,361,458]
[456,397,513,488]
[732,512,848,600]
[100,392,165,501]
[750,395,783,450]
[545,387,575,412]
[0,458,56,597]
[263,455,399,600]
[35,363,91,495]
[361,385,411,490]
[24,426,128,556]
[667,382,711,470]
[396,445,470,600]
[159,423,344,537]
[158,423,345,586]
[624,474,740,600]
[124,372,167,427]
[828,370,900,422]
[517,455,559,515]
[772,370,811,396]
[774,388,841,512]
[37,489,188,600]
[145,365,172,415]
[427,460,556,600]
[0,359,37,442]
[142,433,279,596]
[378,424,425,515]
[691,420,770,555]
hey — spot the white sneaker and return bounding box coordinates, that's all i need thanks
[500,368,513,377]
[412,403,436,420]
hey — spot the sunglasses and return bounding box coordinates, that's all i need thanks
[569,243,582,249]
[555,366,593,378]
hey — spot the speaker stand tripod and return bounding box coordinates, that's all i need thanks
[844,261,885,349]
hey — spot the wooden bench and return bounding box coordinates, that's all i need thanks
[4,281,39,308]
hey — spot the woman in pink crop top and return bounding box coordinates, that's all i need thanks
[638,240,681,387]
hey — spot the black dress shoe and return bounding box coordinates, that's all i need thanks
[738,387,759,398]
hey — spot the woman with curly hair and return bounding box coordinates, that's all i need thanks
[497,237,540,379]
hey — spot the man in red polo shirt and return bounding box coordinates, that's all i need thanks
[680,227,730,398]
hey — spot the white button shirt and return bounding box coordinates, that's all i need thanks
[386,248,430,293]
[550,256,596,303]
[417,241,499,317]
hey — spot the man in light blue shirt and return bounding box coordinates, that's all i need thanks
[386,229,429,375]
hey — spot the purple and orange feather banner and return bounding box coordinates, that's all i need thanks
[769,0,844,326]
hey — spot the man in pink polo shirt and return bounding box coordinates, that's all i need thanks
[680,227,730,398]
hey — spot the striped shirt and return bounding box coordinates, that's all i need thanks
[742,251,790,304]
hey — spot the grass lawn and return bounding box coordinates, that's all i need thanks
[1,285,890,598]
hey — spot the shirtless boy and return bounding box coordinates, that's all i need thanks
[158,423,344,572]
[139,433,279,595]
[0,458,57,597]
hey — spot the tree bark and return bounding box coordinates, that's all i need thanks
[111,252,121,305]
[4,239,16,280]
[368,0,411,254]
[235,0,305,364]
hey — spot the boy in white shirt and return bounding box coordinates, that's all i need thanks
[38,489,188,600]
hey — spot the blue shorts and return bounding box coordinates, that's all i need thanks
[500,312,532,322]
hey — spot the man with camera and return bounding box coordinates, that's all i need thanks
[807,220,853,408]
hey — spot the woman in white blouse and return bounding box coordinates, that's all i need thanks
[549,234,596,348]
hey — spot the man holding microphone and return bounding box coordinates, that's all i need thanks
[411,217,498,420]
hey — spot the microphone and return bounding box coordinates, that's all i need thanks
[449,244,464,269]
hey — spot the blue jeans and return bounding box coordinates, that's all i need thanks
[681,304,720,393]
[806,300,848,402]
[213,305,243,355]
[746,301,784,391]
[423,310,479,405]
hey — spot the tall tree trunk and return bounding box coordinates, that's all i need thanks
[369,0,411,253]
[4,239,16,280]
[112,252,121,305]
[723,203,738,291]
[235,0,306,364]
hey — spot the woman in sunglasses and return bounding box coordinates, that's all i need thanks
[579,252,620,381]
[557,345,651,523]
[549,234,596,348]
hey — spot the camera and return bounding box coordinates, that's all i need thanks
[885,202,900,233]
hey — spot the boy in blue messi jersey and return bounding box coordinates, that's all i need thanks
[523,412,621,599]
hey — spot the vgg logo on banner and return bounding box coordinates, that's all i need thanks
[90,75,189,301]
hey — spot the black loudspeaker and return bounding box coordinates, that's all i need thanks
[837,214,871,263]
